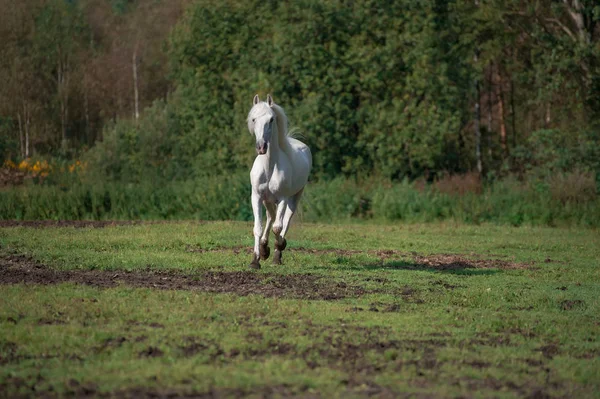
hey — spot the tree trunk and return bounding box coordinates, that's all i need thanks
[58,58,68,151]
[132,43,140,122]
[563,0,590,44]
[84,89,90,143]
[495,69,507,156]
[473,0,482,175]
[24,107,30,158]
[487,65,493,159]
[510,79,516,149]
[17,112,24,159]
[474,69,482,175]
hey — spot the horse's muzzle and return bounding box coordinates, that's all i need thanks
[256,142,268,155]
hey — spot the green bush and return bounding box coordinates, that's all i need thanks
[3,175,598,227]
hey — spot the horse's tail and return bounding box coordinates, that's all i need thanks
[286,126,306,141]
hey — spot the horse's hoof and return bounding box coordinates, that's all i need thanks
[273,250,282,265]
[275,238,287,252]
[249,254,261,269]
[249,261,261,270]
[260,243,270,260]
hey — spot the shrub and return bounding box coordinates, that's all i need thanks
[548,170,597,205]
[433,172,482,196]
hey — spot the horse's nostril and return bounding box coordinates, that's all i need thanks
[256,142,268,154]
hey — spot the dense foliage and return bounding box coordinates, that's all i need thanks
[1,0,599,225]
[1,0,598,181]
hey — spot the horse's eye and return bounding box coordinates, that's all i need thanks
[269,117,274,123]
[252,118,255,123]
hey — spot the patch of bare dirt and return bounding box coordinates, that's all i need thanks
[559,299,585,311]
[0,254,365,300]
[411,253,534,270]
[538,343,560,359]
[185,244,536,270]
[138,346,164,358]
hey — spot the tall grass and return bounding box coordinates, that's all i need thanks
[1,173,598,227]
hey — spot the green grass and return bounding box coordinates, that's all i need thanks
[1,222,599,397]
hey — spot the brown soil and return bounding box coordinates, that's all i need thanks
[0,254,366,300]
[559,299,585,311]
[410,253,534,270]
[186,245,535,271]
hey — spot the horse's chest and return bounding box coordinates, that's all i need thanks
[258,179,283,203]
[251,158,290,202]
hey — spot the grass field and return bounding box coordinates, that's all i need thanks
[1,221,599,398]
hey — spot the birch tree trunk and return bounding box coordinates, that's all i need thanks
[132,42,140,122]
[24,106,30,158]
[17,112,24,159]
[474,53,482,175]
[487,65,493,158]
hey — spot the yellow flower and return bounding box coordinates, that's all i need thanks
[3,160,16,169]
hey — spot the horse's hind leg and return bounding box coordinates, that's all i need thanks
[260,202,275,260]
[273,189,303,265]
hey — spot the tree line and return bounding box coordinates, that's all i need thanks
[0,0,187,158]
[1,0,599,183]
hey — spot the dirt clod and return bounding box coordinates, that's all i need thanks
[139,346,164,358]
[560,299,585,310]
[538,344,560,359]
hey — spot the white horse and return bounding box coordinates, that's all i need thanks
[247,94,312,269]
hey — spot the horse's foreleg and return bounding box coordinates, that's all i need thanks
[272,200,287,265]
[250,192,263,269]
[260,202,275,260]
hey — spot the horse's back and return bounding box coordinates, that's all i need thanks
[287,137,312,170]
[285,137,312,184]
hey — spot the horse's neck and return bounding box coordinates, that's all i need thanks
[264,122,289,178]
[272,105,292,154]
[264,105,292,176]
[267,127,281,164]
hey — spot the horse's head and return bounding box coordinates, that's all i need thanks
[248,94,276,155]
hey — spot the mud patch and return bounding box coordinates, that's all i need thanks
[430,279,463,290]
[559,299,585,311]
[138,346,164,358]
[37,318,66,326]
[99,336,127,351]
[410,253,534,271]
[108,384,314,399]
[575,349,600,359]
[538,343,560,359]
[0,254,366,300]
[187,244,535,270]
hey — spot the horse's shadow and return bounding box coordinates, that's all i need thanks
[313,259,500,276]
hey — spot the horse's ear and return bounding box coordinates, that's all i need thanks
[267,94,274,107]
[253,94,260,105]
